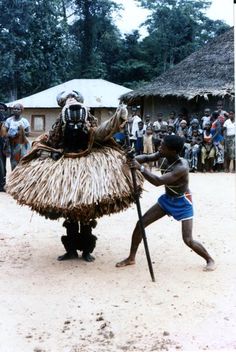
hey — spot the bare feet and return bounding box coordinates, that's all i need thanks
[203,259,216,271]
[116,258,135,267]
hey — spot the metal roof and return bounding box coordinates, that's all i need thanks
[7,79,132,108]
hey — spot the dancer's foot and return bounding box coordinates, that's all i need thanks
[203,259,216,271]
[116,257,135,267]
[82,252,95,262]
[57,251,78,261]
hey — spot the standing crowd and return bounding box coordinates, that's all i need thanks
[114,100,235,174]
[0,99,235,193]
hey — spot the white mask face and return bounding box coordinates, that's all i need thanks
[61,102,88,126]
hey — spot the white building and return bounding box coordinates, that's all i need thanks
[7,79,131,135]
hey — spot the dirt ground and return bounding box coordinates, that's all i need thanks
[0,169,236,352]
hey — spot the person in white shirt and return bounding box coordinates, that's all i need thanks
[128,112,142,147]
[223,110,235,172]
[4,103,30,170]
[144,114,152,128]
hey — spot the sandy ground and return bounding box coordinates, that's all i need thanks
[0,167,236,352]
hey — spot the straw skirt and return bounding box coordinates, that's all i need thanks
[6,146,143,221]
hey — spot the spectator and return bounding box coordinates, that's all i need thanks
[152,124,161,149]
[4,103,30,170]
[173,113,183,133]
[167,111,176,125]
[127,112,142,148]
[159,123,168,139]
[0,103,9,192]
[144,114,152,128]
[143,126,154,170]
[189,114,199,126]
[223,110,235,172]
[201,108,211,129]
[153,112,167,129]
[211,111,225,172]
[176,120,188,139]
[152,125,161,168]
[167,123,175,135]
[186,129,203,172]
[216,100,228,118]
[135,121,145,155]
[201,122,216,172]
[152,118,161,130]
[188,118,202,137]
[180,107,190,125]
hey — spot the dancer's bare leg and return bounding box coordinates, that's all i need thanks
[181,220,216,271]
[116,204,166,267]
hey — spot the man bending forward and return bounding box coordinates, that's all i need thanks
[116,135,215,271]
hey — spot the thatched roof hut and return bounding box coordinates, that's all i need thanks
[120,28,234,116]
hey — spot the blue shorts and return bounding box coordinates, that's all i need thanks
[157,193,193,221]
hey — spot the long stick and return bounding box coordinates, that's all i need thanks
[124,121,156,282]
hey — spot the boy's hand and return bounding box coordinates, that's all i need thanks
[124,146,135,160]
[127,158,141,170]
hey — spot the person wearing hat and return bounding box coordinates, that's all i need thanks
[176,120,188,139]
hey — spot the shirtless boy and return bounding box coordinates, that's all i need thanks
[116,135,215,271]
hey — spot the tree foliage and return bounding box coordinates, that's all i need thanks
[70,0,122,78]
[0,0,70,101]
[136,0,230,73]
[0,0,230,101]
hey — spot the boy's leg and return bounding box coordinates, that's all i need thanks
[181,219,215,271]
[116,203,166,267]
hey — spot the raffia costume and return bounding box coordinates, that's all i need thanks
[6,92,143,260]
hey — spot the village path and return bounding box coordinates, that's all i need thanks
[0,172,235,352]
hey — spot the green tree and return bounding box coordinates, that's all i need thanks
[136,0,230,74]
[0,0,70,101]
[70,0,122,78]
[109,30,154,88]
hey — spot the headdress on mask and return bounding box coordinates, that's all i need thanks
[56,90,84,107]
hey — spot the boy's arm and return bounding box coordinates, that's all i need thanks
[135,152,161,163]
[131,159,187,187]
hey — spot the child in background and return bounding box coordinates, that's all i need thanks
[135,121,145,155]
[143,126,153,170]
